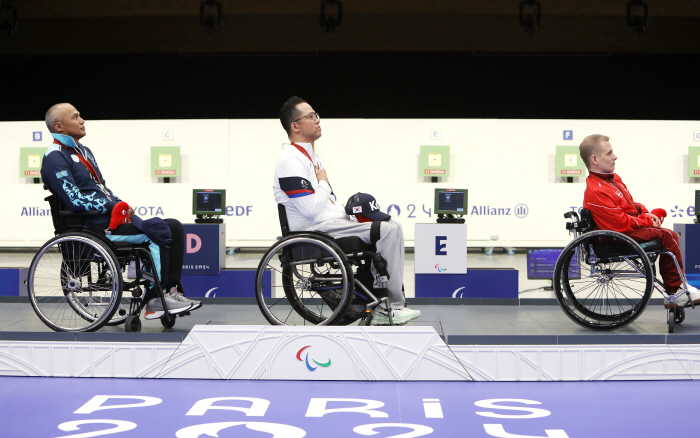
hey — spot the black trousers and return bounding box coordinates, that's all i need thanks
[110,218,185,289]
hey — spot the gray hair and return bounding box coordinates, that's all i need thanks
[45,103,66,133]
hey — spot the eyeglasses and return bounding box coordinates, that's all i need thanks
[293,112,320,123]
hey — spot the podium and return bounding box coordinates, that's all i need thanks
[414,223,467,274]
[674,223,700,287]
[182,223,225,274]
[413,223,517,298]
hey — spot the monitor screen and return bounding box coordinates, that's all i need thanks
[526,248,580,280]
[434,188,468,215]
[192,189,226,215]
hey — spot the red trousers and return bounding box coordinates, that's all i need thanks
[626,227,683,293]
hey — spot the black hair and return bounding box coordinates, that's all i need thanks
[279,96,307,136]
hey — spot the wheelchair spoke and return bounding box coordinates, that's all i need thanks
[28,234,123,332]
[607,283,640,315]
[554,230,653,329]
[44,249,65,277]
[256,234,354,326]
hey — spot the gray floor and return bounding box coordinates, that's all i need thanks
[3,298,699,345]
[3,249,700,344]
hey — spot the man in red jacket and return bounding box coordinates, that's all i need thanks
[580,134,699,307]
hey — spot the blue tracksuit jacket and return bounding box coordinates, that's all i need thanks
[40,133,121,227]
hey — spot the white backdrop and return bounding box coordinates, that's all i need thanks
[3,118,699,248]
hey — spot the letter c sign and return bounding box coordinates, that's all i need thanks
[187,233,202,253]
[435,236,447,255]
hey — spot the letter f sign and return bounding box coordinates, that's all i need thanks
[435,236,447,255]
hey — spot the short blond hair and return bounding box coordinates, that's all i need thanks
[580,134,609,169]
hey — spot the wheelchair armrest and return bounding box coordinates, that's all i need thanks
[44,195,100,216]
[58,210,100,216]
[287,230,335,240]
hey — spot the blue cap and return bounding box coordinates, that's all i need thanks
[130,215,172,247]
[345,192,391,221]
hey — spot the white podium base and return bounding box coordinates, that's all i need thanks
[159,325,468,381]
[2,326,700,381]
[0,326,469,381]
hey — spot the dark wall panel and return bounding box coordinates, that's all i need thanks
[4,52,699,122]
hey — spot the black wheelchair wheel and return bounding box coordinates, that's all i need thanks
[554,230,653,330]
[161,314,176,329]
[124,315,142,332]
[676,307,686,324]
[255,234,354,325]
[28,233,123,332]
[669,306,685,330]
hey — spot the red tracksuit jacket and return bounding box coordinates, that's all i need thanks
[583,171,654,232]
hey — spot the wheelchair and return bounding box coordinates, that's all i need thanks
[554,209,694,333]
[27,192,189,332]
[254,205,396,326]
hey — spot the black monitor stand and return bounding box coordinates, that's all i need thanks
[436,214,465,224]
[195,215,223,224]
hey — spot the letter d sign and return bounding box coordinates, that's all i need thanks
[187,233,202,253]
[435,236,447,255]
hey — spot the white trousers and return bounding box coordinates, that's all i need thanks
[309,219,405,309]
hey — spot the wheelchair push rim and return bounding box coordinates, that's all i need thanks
[255,234,354,326]
[553,230,654,330]
[28,233,123,332]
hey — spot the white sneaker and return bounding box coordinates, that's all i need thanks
[687,285,700,305]
[371,307,421,326]
[167,286,202,311]
[144,295,191,320]
[666,285,700,309]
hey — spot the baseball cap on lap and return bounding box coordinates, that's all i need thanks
[345,193,391,223]
[130,215,173,247]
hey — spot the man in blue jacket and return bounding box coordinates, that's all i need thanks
[41,103,201,319]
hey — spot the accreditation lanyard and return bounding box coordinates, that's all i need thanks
[291,142,336,203]
[56,139,112,200]
[291,142,318,172]
[56,139,102,184]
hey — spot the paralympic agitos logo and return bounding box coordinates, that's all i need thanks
[296,345,331,371]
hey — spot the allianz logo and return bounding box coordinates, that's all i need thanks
[470,204,529,218]
[20,207,51,216]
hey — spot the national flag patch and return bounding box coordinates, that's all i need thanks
[55,170,68,179]
[352,206,362,214]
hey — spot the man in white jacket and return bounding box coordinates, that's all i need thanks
[272,96,420,325]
